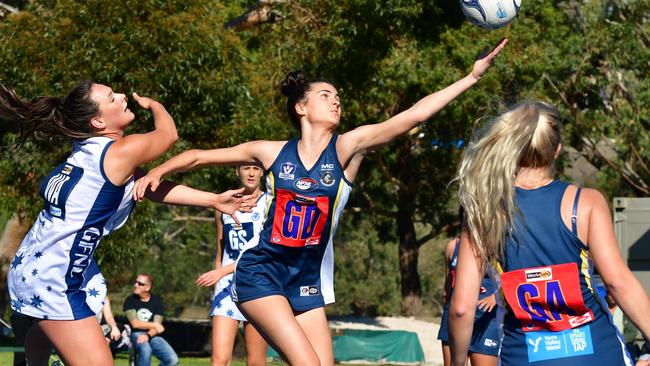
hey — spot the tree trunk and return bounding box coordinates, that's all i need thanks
[394,138,422,316]
[397,207,422,316]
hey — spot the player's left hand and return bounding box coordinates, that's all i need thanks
[215,188,258,225]
[477,293,497,312]
[471,38,508,81]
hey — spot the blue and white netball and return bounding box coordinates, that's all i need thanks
[460,0,522,29]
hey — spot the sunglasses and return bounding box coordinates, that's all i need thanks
[134,281,148,286]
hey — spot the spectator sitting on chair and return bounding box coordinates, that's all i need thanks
[123,273,178,366]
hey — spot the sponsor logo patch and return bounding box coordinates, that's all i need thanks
[568,312,594,327]
[252,212,261,221]
[300,285,320,296]
[320,163,334,170]
[305,238,320,246]
[294,177,318,191]
[484,338,498,348]
[525,267,553,282]
[525,326,594,362]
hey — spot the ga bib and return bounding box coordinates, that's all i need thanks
[500,262,594,332]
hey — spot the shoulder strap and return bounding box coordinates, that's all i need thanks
[571,187,582,235]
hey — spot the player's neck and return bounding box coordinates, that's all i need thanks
[514,167,554,189]
[138,292,151,302]
[243,186,262,196]
[299,125,333,153]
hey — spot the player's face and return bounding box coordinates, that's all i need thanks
[90,83,135,133]
[301,82,341,128]
[237,165,263,191]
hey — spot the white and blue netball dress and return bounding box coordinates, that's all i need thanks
[233,135,352,311]
[82,259,108,320]
[8,136,135,320]
[211,192,268,321]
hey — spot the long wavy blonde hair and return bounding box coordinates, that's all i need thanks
[457,101,561,265]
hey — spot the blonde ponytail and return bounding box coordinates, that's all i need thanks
[457,101,561,265]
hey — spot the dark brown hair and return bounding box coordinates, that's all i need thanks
[280,70,335,130]
[0,80,99,143]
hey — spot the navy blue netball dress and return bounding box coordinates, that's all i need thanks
[498,180,632,365]
[438,240,500,355]
[232,135,352,311]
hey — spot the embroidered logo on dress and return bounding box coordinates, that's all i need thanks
[320,171,335,187]
[279,162,296,180]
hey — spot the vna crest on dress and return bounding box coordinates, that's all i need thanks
[279,162,296,180]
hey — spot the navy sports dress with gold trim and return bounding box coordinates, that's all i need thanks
[498,180,632,365]
[232,135,352,311]
[438,240,500,355]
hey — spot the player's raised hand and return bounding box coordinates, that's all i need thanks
[215,188,258,225]
[471,38,508,81]
[131,92,158,110]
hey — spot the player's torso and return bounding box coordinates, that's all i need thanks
[497,181,626,365]
[8,137,134,320]
[220,192,268,266]
[258,136,352,259]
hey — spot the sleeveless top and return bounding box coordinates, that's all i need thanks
[8,136,135,320]
[214,192,267,297]
[497,180,631,365]
[235,134,352,305]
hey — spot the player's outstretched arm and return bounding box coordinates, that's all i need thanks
[144,182,256,225]
[338,39,507,160]
[133,140,284,201]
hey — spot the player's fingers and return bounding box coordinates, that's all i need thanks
[231,212,241,225]
[150,179,159,192]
